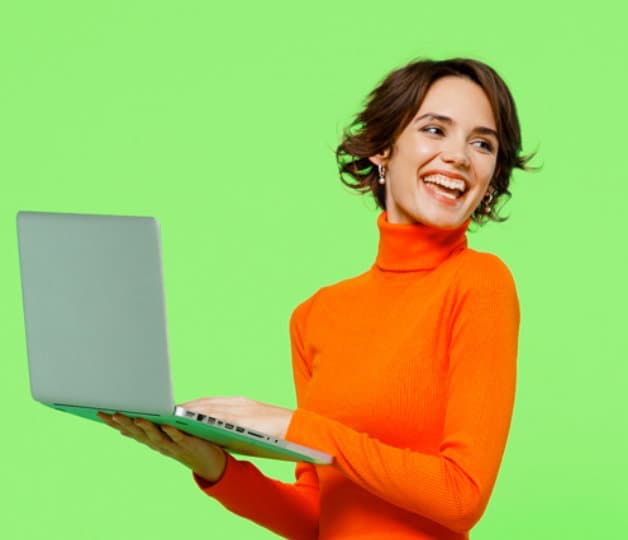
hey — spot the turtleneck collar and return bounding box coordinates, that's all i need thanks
[374,211,469,272]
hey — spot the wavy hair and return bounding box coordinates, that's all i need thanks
[336,58,535,224]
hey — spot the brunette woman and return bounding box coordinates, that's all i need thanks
[100,57,533,540]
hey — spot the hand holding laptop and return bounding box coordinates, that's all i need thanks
[98,411,228,483]
[17,211,332,465]
[97,396,295,483]
[178,396,295,439]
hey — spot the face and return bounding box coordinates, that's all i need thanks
[371,76,499,228]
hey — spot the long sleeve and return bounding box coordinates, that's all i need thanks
[285,253,519,534]
[194,456,319,540]
[193,211,518,539]
[194,299,322,539]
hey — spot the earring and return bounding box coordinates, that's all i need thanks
[482,190,495,214]
[378,164,386,185]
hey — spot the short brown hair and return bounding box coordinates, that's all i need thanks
[336,58,535,224]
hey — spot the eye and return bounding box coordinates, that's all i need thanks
[473,139,496,153]
[421,125,445,136]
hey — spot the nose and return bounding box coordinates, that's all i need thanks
[441,140,470,168]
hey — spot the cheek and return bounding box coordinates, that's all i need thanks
[475,155,498,187]
[413,139,438,165]
[393,136,438,171]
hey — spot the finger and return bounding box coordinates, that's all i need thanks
[133,418,172,446]
[97,412,116,426]
[160,425,187,444]
[112,414,150,441]
[179,397,246,420]
[179,396,235,409]
[161,426,219,457]
[99,413,132,435]
[161,426,225,469]
[178,398,212,410]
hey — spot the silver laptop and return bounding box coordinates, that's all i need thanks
[16,210,332,465]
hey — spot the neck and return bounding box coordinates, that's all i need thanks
[375,211,469,272]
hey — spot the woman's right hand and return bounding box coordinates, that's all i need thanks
[97,412,227,483]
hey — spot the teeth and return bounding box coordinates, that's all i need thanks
[422,174,466,192]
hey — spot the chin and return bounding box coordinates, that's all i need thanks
[419,211,468,230]
[430,220,465,230]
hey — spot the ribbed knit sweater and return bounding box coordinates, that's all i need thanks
[195,211,520,539]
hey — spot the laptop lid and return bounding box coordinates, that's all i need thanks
[17,210,174,414]
[17,210,333,465]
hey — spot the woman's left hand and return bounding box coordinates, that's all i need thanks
[180,396,294,439]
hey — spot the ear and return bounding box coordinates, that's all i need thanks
[368,148,390,167]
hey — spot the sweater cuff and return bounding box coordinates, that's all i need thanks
[286,408,336,457]
[193,452,238,498]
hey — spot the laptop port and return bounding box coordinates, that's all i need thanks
[236,427,244,433]
[225,423,234,429]
[197,414,206,421]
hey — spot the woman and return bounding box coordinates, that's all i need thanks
[99,57,533,539]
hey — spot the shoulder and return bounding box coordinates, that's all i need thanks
[453,249,516,290]
[293,270,372,310]
[449,249,519,316]
[289,270,371,327]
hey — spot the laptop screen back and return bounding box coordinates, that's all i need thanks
[17,211,174,414]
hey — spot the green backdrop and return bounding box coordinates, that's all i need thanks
[2,1,626,538]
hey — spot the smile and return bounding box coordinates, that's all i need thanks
[421,173,467,200]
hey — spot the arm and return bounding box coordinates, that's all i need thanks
[286,256,519,534]
[99,411,320,539]
[195,457,319,540]
[192,296,323,539]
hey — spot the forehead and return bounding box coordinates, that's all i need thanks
[415,76,496,129]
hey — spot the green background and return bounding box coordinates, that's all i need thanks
[2,1,626,538]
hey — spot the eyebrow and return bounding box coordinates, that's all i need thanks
[415,113,498,139]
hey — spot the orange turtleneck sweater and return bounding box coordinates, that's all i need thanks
[195,212,520,540]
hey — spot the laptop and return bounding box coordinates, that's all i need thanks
[16,210,332,466]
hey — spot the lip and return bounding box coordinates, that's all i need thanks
[419,169,469,206]
[420,181,463,207]
[420,169,468,183]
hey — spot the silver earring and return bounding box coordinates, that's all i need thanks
[378,164,386,185]
[482,190,495,214]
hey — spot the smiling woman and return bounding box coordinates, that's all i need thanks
[100,58,533,540]
[373,76,499,228]
[338,58,534,226]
